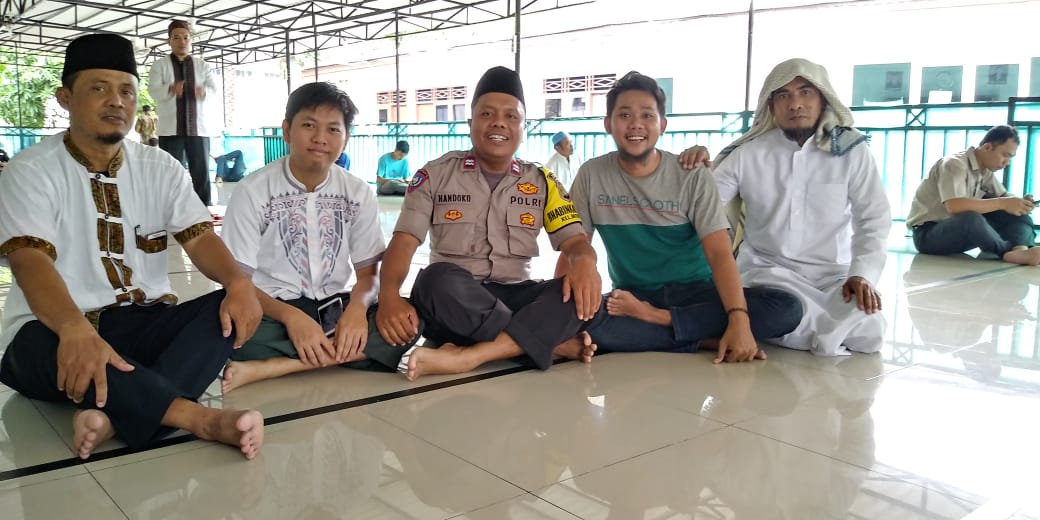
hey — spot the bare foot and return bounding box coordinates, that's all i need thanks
[406,344,474,381]
[552,331,597,363]
[221,361,266,394]
[606,290,671,325]
[73,409,116,460]
[1003,247,1040,266]
[199,409,265,460]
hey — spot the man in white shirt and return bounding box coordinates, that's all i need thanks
[683,58,891,356]
[544,131,582,189]
[221,82,421,392]
[148,20,218,206]
[0,34,264,460]
[906,125,1039,264]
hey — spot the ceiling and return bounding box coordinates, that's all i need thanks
[0,0,593,66]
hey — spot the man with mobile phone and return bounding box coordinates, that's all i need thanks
[220,82,421,392]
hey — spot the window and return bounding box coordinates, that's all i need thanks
[453,104,466,121]
[545,99,562,119]
[378,109,389,123]
[435,105,449,122]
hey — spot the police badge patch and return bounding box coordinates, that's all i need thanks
[407,169,429,193]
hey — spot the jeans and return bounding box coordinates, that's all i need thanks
[913,211,1035,256]
[585,280,803,353]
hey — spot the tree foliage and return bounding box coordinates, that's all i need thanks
[0,47,157,129]
[0,48,62,128]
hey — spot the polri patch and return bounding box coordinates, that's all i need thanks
[407,169,429,193]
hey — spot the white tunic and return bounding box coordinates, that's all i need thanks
[543,152,583,189]
[221,157,386,301]
[713,129,891,356]
[147,55,219,137]
[0,133,212,347]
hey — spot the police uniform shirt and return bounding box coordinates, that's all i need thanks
[394,151,583,283]
[0,132,213,347]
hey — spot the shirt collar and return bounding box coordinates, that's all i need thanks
[63,131,124,177]
[965,146,988,175]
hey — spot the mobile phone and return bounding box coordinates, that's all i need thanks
[316,297,344,337]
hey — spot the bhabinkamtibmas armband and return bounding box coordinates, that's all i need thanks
[539,167,581,232]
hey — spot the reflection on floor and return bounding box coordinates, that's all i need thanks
[1,186,1038,519]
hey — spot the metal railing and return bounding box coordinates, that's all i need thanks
[4,101,1037,219]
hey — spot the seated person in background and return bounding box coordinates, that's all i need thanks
[906,125,1039,265]
[376,140,411,195]
[335,151,350,170]
[682,58,891,357]
[565,72,802,363]
[0,148,9,175]
[0,34,264,460]
[220,82,422,392]
[214,149,246,182]
[376,66,601,381]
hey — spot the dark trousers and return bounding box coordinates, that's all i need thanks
[230,293,423,372]
[215,150,246,182]
[0,291,232,450]
[913,211,1036,256]
[585,280,803,354]
[410,262,592,370]
[159,135,211,206]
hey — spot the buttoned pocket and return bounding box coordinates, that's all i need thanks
[431,208,475,255]
[134,228,168,253]
[506,206,540,257]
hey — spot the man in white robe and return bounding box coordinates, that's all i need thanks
[686,58,891,356]
[544,131,582,189]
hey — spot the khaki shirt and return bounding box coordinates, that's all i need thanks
[395,150,584,283]
[135,114,158,141]
[906,147,1007,227]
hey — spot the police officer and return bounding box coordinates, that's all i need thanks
[376,66,602,381]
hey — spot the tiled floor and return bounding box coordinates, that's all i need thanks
[1,182,1038,519]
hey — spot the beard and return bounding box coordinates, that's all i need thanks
[617,146,656,164]
[781,127,815,145]
[97,132,125,145]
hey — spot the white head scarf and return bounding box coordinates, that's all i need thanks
[715,58,865,166]
[714,58,867,251]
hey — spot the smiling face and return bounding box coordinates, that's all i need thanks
[469,92,525,170]
[283,103,348,176]
[604,89,667,164]
[57,68,138,146]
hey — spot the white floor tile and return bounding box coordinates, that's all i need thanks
[0,473,126,519]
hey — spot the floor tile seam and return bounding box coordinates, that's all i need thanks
[729,424,983,509]
[82,441,215,474]
[365,412,532,496]
[762,356,886,384]
[28,398,75,452]
[0,363,543,483]
[85,470,131,520]
[903,265,1022,295]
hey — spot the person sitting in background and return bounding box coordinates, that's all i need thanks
[376,140,411,195]
[906,125,1039,265]
[214,149,246,182]
[335,151,351,170]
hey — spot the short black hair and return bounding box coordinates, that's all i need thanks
[142,105,152,112]
[606,71,667,117]
[980,125,1019,147]
[395,140,409,154]
[284,81,358,128]
[61,71,80,90]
